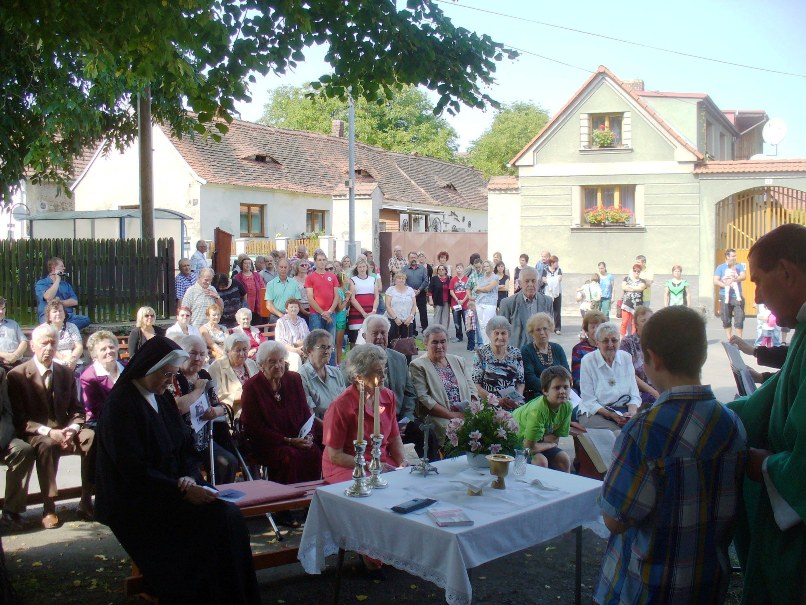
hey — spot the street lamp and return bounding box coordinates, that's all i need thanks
[6,202,30,240]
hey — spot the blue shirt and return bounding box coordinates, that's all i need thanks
[34,276,79,322]
[714,262,745,299]
[598,273,614,299]
[595,385,747,605]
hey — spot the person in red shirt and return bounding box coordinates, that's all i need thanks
[304,251,340,363]
[449,262,470,342]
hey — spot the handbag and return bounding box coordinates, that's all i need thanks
[615,298,623,319]
[391,324,418,357]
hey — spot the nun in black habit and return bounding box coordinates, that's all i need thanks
[94,336,260,604]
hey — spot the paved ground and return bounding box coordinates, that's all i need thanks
[2,314,752,604]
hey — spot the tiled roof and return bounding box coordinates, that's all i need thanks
[694,160,806,174]
[488,176,519,191]
[510,66,704,165]
[164,119,487,211]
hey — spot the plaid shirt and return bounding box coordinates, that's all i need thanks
[595,385,747,605]
[175,271,197,301]
[388,255,407,278]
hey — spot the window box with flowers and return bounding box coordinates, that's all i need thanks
[585,206,633,226]
[591,125,616,148]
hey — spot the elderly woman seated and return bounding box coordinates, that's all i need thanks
[578,322,641,432]
[298,329,345,419]
[274,298,310,371]
[571,310,607,395]
[409,325,478,447]
[207,332,259,418]
[322,344,407,484]
[77,330,125,519]
[232,308,265,359]
[619,306,659,407]
[240,341,322,484]
[171,335,238,484]
[471,315,525,410]
[521,312,570,401]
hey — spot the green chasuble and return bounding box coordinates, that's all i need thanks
[728,321,806,605]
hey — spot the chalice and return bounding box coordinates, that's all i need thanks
[486,454,514,489]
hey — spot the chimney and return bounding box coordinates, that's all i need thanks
[622,79,644,92]
[331,119,345,138]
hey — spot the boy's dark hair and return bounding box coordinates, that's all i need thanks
[540,365,572,393]
[469,253,481,265]
[641,306,706,377]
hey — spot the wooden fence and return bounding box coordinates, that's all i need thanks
[0,238,175,326]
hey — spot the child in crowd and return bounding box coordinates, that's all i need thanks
[332,271,351,364]
[721,266,742,303]
[595,306,747,605]
[465,299,478,351]
[512,366,572,472]
[756,303,777,348]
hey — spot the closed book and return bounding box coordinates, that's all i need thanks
[427,508,474,527]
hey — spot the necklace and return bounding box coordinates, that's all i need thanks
[534,343,553,366]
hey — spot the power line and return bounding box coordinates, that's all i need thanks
[438,1,806,79]
[506,45,593,74]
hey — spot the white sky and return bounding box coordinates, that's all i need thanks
[234,0,806,157]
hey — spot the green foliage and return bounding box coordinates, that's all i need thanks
[0,0,515,204]
[466,102,550,179]
[260,85,458,160]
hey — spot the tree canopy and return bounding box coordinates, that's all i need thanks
[260,84,458,160]
[0,0,515,200]
[466,102,550,179]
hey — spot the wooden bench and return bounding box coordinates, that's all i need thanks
[123,478,326,598]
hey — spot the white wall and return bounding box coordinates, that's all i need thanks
[486,191,522,271]
[199,185,331,243]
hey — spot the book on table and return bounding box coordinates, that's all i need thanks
[427,508,474,527]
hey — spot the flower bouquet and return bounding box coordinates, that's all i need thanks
[591,125,616,147]
[584,206,633,225]
[444,396,521,460]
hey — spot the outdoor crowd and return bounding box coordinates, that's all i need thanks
[0,224,803,605]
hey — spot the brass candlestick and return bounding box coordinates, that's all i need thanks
[486,454,514,489]
[344,440,372,497]
[366,434,388,488]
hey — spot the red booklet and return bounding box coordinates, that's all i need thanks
[427,508,474,527]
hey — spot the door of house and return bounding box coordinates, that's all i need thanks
[714,186,806,316]
[378,232,489,290]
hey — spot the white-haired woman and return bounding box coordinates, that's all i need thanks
[170,334,238,484]
[128,306,165,355]
[322,344,407,484]
[472,315,524,410]
[274,297,309,371]
[232,307,265,359]
[240,341,322,485]
[578,322,641,432]
[208,331,259,418]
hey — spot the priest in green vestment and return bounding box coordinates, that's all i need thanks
[728,223,806,605]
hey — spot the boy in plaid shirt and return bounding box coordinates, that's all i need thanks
[595,306,747,605]
[464,300,477,351]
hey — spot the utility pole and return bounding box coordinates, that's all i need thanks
[138,86,155,241]
[346,92,358,260]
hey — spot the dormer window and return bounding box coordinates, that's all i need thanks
[590,114,623,147]
[441,183,457,191]
[354,168,373,179]
[244,153,279,164]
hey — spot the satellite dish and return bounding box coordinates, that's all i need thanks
[762,118,787,146]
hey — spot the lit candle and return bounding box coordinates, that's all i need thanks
[373,377,381,437]
[357,380,365,443]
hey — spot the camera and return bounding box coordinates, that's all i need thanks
[56,271,69,277]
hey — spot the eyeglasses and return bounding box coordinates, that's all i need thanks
[314,344,334,352]
[325,266,334,271]
[144,313,155,317]
[160,370,179,378]
[188,351,206,358]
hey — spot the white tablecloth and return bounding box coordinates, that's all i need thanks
[298,458,606,605]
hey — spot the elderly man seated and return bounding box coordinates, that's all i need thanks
[0,296,28,370]
[1,365,35,532]
[359,315,440,460]
[8,324,93,528]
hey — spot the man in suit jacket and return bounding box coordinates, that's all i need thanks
[0,367,35,531]
[8,324,92,529]
[498,267,553,348]
[360,315,440,460]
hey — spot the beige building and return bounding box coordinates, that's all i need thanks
[490,65,806,313]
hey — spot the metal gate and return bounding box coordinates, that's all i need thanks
[714,186,806,314]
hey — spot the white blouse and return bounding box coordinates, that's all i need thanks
[578,349,641,416]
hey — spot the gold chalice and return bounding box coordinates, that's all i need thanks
[486,454,514,489]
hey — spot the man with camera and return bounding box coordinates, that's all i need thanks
[34,257,91,329]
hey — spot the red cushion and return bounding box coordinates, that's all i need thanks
[215,480,306,507]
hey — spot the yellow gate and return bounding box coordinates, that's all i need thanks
[715,186,806,315]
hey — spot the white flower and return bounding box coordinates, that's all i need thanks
[469,430,482,440]
[470,440,482,452]
[469,400,483,415]
[490,444,502,455]
[496,427,507,439]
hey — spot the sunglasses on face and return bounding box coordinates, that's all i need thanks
[325,266,334,271]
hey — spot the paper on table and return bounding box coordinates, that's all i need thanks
[298,414,315,439]
[188,393,210,433]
